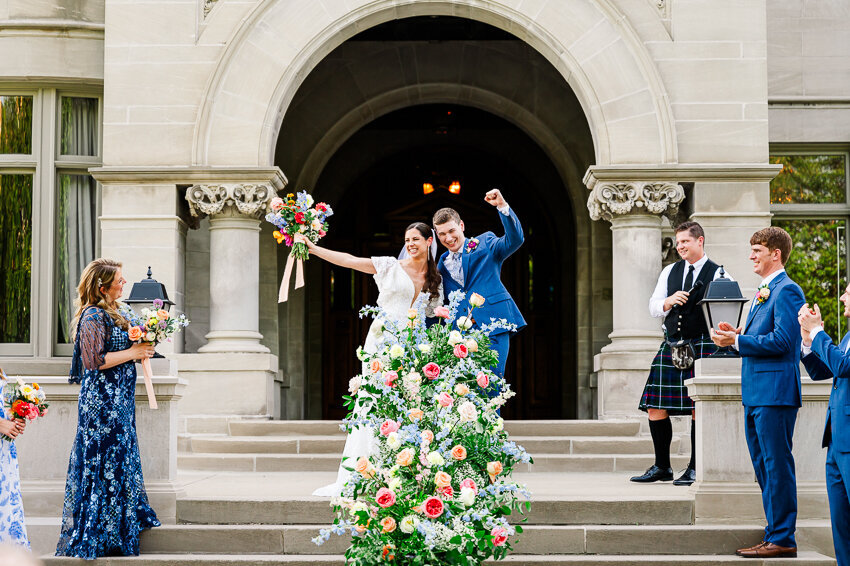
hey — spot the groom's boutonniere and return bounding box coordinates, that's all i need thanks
[466,238,479,253]
[756,283,771,305]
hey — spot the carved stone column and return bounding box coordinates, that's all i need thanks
[587,180,685,418]
[186,183,273,353]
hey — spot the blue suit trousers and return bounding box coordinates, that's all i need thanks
[744,405,798,548]
[826,443,850,566]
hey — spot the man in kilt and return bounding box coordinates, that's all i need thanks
[631,221,729,485]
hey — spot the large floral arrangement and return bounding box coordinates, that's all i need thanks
[122,299,190,346]
[265,191,333,260]
[314,291,532,565]
[1,376,48,441]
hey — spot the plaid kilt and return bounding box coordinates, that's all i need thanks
[638,336,720,415]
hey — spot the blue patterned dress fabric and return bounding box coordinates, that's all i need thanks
[55,306,160,559]
[0,379,30,549]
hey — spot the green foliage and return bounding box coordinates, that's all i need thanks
[0,174,33,343]
[770,154,846,204]
[0,95,33,154]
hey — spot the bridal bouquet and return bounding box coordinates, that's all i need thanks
[314,292,532,565]
[1,377,49,441]
[121,299,189,409]
[265,190,333,302]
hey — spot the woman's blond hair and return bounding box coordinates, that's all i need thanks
[70,258,129,338]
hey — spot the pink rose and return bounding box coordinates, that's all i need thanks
[491,527,508,547]
[318,229,326,238]
[270,197,284,211]
[460,478,477,493]
[476,371,489,388]
[437,392,454,408]
[380,420,400,436]
[422,496,444,518]
[439,485,454,498]
[423,362,440,380]
[453,344,468,359]
[434,306,450,319]
[383,371,398,387]
[376,487,397,508]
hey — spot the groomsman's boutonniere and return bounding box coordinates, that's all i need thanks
[466,238,479,253]
[756,283,771,305]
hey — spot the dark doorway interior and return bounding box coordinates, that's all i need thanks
[313,104,575,419]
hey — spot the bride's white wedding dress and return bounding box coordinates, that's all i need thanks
[313,256,443,497]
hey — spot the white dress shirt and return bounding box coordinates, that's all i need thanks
[801,325,848,356]
[444,204,511,285]
[734,268,785,350]
[648,254,730,319]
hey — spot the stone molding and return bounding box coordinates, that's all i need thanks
[89,166,288,188]
[587,181,684,221]
[186,183,274,220]
[584,164,782,185]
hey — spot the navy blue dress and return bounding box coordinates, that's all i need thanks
[55,306,160,559]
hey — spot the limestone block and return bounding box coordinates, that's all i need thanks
[767,55,804,95]
[593,350,658,419]
[769,106,850,143]
[672,0,767,42]
[646,40,743,60]
[105,1,196,46]
[103,123,195,166]
[672,102,743,121]
[677,120,769,164]
[657,59,768,104]
[6,0,104,21]
[0,35,103,81]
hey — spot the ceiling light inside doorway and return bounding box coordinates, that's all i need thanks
[449,181,461,194]
[423,182,435,195]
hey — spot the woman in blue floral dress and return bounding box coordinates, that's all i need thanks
[55,258,159,559]
[0,370,29,548]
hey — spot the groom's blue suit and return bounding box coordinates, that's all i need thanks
[737,270,805,549]
[801,330,850,566]
[437,208,526,377]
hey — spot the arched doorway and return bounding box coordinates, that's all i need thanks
[310,104,574,419]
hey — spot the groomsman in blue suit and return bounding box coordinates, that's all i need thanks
[798,292,850,566]
[434,188,526,379]
[711,227,805,559]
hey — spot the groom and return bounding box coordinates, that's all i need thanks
[433,188,526,378]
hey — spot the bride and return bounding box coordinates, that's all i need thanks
[297,222,443,497]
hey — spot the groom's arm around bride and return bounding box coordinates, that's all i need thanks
[433,189,527,378]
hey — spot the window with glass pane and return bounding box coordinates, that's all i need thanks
[0,174,33,343]
[60,97,98,156]
[770,154,847,204]
[0,96,33,154]
[774,218,847,340]
[56,173,98,343]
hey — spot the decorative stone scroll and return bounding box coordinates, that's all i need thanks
[587,181,684,222]
[203,0,218,17]
[186,183,274,219]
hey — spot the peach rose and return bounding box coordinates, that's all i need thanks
[476,371,490,388]
[408,408,424,421]
[127,326,142,341]
[453,344,469,359]
[487,461,504,482]
[270,197,284,211]
[469,292,486,307]
[396,448,415,466]
[380,517,397,533]
[451,445,467,461]
[355,457,374,479]
[434,471,452,489]
[434,306,450,319]
[157,309,169,320]
[421,430,434,445]
[370,359,383,373]
[465,338,478,353]
[454,383,469,396]
[407,308,418,320]
[437,392,454,408]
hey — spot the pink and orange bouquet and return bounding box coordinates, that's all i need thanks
[124,298,189,346]
[2,376,48,441]
[265,191,333,260]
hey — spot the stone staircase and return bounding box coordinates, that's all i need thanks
[41,419,836,565]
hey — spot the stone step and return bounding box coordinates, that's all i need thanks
[176,496,694,526]
[177,452,690,473]
[226,420,642,438]
[42,552,837,565]
[137,524,771,555]
[188,435,679,456]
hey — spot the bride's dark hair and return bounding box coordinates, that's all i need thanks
[406,222,442,300]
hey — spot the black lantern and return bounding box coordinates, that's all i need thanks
[125,267,174,315]
[698,266,748,356]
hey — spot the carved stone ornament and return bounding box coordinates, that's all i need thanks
[203,0,218,17]
[186,183,274,219]
[587,181,685,222]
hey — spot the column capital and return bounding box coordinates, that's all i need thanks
[186,183,274,221]
[587,181,684,222]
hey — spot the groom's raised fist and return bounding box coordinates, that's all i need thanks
[485,188,506,208]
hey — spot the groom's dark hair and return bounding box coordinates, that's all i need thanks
[433,207,461,226]
[750,226,793,265]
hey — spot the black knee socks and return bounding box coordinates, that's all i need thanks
[648,417,672,469]
[688,418,696,470]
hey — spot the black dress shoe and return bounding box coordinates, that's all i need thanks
[673,466,696,486]
[630,465,673,483]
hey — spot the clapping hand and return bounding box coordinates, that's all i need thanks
[798,303,821,346]
[485,188,507,208]
[710,321,741,347]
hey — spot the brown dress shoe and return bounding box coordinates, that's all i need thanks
[738,542,797,558]
[736,541,766,556]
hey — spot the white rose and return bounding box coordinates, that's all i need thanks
[465,338,478,352]
[458,401,478,423]
[427,451,445,466]
[145,332,156,342]
[417,344,432,354]
[456,316,473,331]
[387,477,402,491]
[311,218,322,231]
[141,308,151,317]
[389,344,405,359]
[493,417,504,432]
[459,486,476,507]
[400,515,419,533]
[387,432,401,450]
[348,376,362,394]
[448,330,464,345]
[351,500,368,514]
